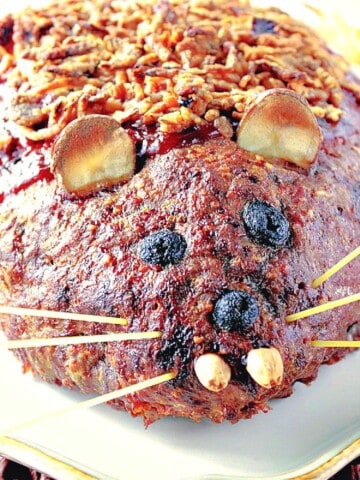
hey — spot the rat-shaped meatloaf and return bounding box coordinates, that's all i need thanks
[0,0,359,425]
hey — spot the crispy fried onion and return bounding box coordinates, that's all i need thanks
[0,0,352,143]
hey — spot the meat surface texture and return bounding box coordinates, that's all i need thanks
[0,0,359,425]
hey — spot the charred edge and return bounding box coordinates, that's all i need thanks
[156,323,194,384]
[224,353,258,396]
[57,284,71,305]
[0,16,14,48]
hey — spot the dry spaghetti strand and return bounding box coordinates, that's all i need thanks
[312,340,360,348]
[286,293,360,322]
[0,372,175,438]
[312,246,360,288]
[0,305,127,326]
[1,331,162,350]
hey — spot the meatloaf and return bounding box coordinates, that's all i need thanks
[0,0,359,425]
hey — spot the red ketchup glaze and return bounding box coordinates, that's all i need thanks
[128,122,221,157]
[0,139,53,203]
[12,163,54,196]
[0,122,221,203]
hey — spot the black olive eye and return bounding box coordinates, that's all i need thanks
[242,200,290,248]
[138,229,187,267]
[212,290,259,332]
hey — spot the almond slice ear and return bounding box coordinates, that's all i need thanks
[52,114,136,195]
[236,89,322,169]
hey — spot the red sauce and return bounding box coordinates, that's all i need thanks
[128,122,220,157]
[0,121,221,204]
[0,139,54,203]
[12,164,54,195]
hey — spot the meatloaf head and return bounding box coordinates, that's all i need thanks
[0,0,359,425]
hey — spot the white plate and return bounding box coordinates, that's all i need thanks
[0,1,359,479]
[0,340,359,480]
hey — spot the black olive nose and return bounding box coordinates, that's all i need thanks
[242,200,290,247]
[138,229,187,267]
[212,290,259,332]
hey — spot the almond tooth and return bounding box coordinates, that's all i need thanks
[194,353,231,392]
[246,347,284,389]
[236,88,322,170]
[52,114,136,195]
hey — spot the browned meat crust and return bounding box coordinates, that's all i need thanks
[0,0,359,425]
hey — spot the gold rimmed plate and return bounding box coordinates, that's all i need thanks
[0,0,359,478]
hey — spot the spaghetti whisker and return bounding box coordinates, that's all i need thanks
[286,293,360,322]
[312,245,360,288]
[0,372,175,438]
[312,340,360,348]
[1,331,162,350]
[0,306,128,326]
